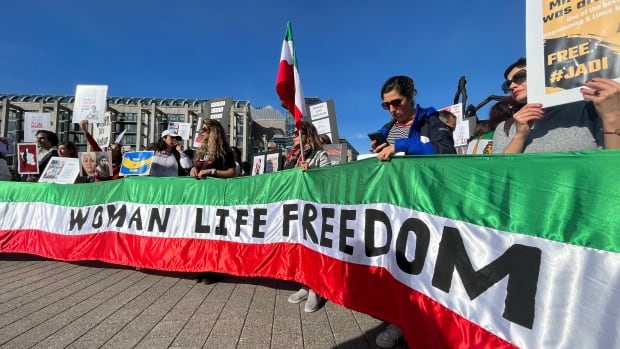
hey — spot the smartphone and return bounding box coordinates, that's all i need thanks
[368,131,387,146]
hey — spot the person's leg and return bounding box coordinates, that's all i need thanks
[376,323,402,348]
[304,289,323,313]
[288,286,309,303]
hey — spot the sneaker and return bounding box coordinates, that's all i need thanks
[376,324,402,349]
[288,287,309,304]
[304,289,322,313]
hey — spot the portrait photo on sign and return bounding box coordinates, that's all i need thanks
[252,155,265,176]
[79,151,112,177]
[38,157,81,184]
[17,143,38,174]
[264,152,281,173]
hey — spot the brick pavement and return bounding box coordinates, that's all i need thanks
[0,254,408,349]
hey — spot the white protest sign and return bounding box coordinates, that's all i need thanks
[24,112,52,142]
[92,112,112,149]
[72,85,108,124]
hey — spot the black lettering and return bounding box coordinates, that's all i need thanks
[215,209,229,236]
[432,226,542,329]
[282,204,298,237]
[395,218,430,275]
[252,208,267,238]
[107,204,127,228]
[128,208,143,230]
[301,204,319,243]
[147,207,170,233]
[92,206,104,229]
[194,208,211,234]
[319,208,335,248]
[364,209,391,257]
[339,210,356,255]
[69,208,90,230]
[235,209,249,236]
[549,0,569,9]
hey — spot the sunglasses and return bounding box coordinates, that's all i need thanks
[501,70,527,93]
[293,130,306,137]
[381,98,404,110]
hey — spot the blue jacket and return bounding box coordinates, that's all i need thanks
[379,105,456,155]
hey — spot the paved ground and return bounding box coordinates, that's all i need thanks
[0,254,408,349]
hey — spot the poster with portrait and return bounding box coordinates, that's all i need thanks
[38,157,81,184]
[17,143,38,174]
[0,137,13,154]
[440,103,469,147]
[72,85,108,123]
[23,112,52,142]
[264,152,281,173]
[120,151,154,176]
[251,154,265,176]
[526,0,620,107]
[79,151,112,177]
[169,122,192,141]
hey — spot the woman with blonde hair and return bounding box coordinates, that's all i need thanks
[190,119,236,285]
[189,119,236,179]
[285,121,331,312]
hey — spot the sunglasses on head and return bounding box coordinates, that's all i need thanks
[501,70,527,93]
[381,98,405,110]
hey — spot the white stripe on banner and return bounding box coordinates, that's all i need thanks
[2,200,619,348]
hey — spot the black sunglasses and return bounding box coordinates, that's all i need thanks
[502,70,527,93]
[381,98,404,110]
[293,130,306,136]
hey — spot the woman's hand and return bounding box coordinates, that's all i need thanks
[299,161,309,171]
[189,167,199,178]
[512,103,544,135]
[375,143,395,161]
[582,78,620,124]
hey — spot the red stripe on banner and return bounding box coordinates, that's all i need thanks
[0,229,516,349]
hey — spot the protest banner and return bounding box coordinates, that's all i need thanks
[526,0,620,106]
[23,112,52,142]
[38,157,81,184]
[72,85,108,124]
[1,152,620,348]
[92,112,112,149]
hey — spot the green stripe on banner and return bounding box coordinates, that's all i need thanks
[2,150,619,252]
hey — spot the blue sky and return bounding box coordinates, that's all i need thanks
[0,1,525,154]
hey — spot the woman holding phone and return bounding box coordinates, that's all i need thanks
[371,75,455,161]
[371,75,455,349]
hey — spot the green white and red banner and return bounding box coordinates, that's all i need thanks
[1,152,619,348]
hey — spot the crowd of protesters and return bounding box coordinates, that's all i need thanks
[1,54,620,349]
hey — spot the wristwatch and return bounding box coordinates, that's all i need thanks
[211,168,216,176]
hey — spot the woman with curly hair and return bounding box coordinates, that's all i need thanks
[189,119,237,179]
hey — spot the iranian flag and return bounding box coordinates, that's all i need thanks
[276,21,306,129]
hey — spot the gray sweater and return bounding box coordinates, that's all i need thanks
[492,101,602,153]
